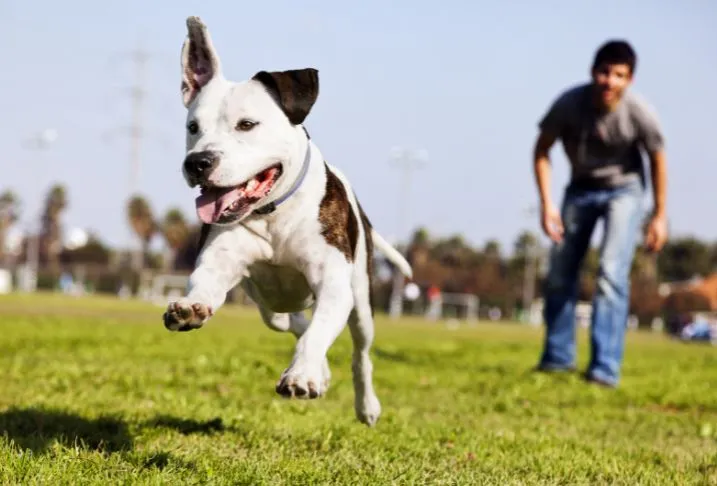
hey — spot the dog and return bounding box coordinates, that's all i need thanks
[162,16,413,426]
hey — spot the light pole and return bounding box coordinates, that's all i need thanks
[21,128,59,293]
[388,146,428,241]
[387,146,427,319]
[521,205,543,323]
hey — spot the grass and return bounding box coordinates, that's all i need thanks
[1,292,716,485]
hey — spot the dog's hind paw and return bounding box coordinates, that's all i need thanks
[163,300,213,332]
[355,393,381,427]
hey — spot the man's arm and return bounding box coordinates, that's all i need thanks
[636,100,668,252]
[533,130,557,208]
[533,130,564,242]
[643,148,668,252]
[648,149,667,219]
[533,88,575,242]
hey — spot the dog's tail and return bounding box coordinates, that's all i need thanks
[371,229,413,279]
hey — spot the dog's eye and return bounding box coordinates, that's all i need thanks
[187,120,199,135]
[236,119,258,132]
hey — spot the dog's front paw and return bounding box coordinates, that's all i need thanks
[321,358,332,391]
[276,359,327,399]
[163,300,213,332]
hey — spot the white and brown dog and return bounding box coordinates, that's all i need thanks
[163,17,413,426]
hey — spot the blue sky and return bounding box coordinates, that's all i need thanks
[4,0,716,253]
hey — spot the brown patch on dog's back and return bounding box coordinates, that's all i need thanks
[319,163,358,261]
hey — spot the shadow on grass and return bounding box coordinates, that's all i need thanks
[0,407,132,454]
[143,415,227,435]
[372,347,411,363]
[0,407,243,456]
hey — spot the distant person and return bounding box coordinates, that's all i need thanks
[531,40,668,387]
[425,284,442,321]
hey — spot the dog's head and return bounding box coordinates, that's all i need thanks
[179,16,319,226]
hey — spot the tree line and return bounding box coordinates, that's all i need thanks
[1,186,714,322]
[403,226,717,323]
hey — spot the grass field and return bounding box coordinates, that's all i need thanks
[1,293,716,485]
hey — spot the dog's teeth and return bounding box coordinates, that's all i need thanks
[247,179,259,192]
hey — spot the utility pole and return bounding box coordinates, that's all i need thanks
[127,47,150,197]
[106,40,173,199]
[105,41,164,268]
[387,147,428,319]
[121,45,150,271]
[108,43,153,200]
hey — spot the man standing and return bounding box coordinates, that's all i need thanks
[532,40,668,387]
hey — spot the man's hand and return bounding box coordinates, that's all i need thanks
[541,202,564,243]
[644,212,668,253]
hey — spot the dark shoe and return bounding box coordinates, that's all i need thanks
[583,372,617,388]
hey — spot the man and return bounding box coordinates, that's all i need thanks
[532,40,668,387]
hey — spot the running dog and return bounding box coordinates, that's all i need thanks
[163,16,413,426]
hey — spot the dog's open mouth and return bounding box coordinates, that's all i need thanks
[195,163,283,224]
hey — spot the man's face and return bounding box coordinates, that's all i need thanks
[591,62,633,108]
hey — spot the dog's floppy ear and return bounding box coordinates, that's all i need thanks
[252,68,319,125]
[180,16,222,107]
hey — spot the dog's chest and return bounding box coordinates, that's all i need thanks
[246,261,314,313]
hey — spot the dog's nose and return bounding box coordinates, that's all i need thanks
[184,151,219,181]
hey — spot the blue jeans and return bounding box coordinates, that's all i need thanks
[538,180,646,386]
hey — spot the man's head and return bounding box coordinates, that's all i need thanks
[590,40,637,109]
[179,17,320,226]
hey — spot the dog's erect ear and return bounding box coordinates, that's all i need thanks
[252,69,319,125]
[180,16,222,107]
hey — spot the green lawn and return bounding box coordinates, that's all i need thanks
[1,293,716,485]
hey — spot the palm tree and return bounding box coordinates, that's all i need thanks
[407,227,431,270]
[126,195,157,269]
[513,230,540,259]
[161,207,190,270]
[0,190,20,266]
[431,234,470,267]
[40,184,68,270]
[483,239,502,260]
[409,227,430,248]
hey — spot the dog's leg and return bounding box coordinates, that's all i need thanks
[164,227,264,332]
[275,251,353,399]
[242,279,332,389]
[348,288,381,426]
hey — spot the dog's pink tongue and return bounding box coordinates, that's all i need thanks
[195,187,241,224]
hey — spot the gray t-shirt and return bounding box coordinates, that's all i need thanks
[538,83,665,189]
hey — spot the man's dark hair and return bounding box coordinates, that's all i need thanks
[592,40,637,74]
